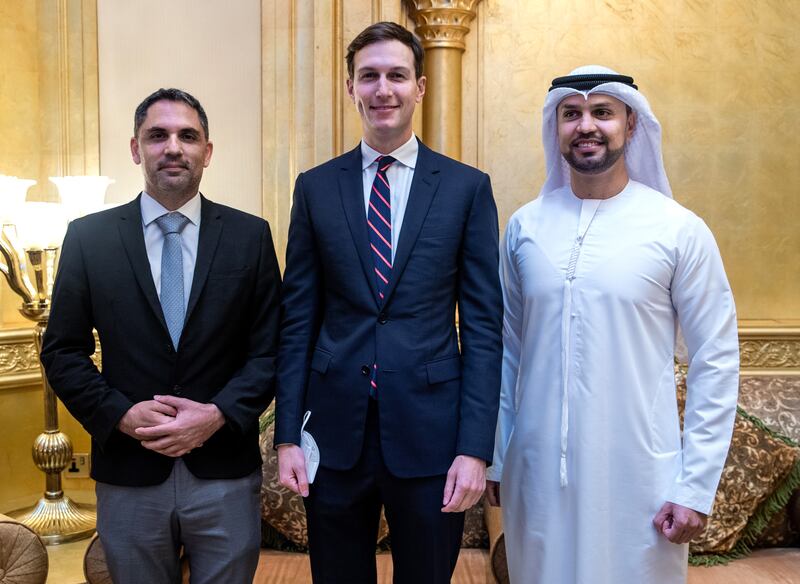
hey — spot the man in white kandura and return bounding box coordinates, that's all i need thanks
[485,65,740,584]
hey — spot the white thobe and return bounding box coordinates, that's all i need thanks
[488,180,739,584]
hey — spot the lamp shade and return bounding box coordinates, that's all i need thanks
[14,202,68,250]
[50,176,114,220]
[0,175,37,223]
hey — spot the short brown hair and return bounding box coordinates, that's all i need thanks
[346,21,424,80]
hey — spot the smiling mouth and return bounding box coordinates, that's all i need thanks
[371,105,399,111]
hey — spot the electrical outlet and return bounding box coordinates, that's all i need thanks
[66,453,90,478]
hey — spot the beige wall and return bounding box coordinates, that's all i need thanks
[97,0,263,216]
[461,0,799,321]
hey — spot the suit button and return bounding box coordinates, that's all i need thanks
[361,366,370,376]
[166,344,174,354]
[378,313,388,325]
[172,385,182,396]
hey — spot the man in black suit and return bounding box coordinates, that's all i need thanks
[275,22,503,583]
[41,88,281,584]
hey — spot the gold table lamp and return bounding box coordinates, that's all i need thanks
[0,175,111,544]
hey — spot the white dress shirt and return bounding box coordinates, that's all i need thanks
[140,192,201,310]
[360,134,419,263]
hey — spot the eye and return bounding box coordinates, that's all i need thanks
[595,109,612,117]
[360,72,377,80]
[561,110,578,119]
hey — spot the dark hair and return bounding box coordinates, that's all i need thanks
[133,88,209,139]
[346,21,424,80]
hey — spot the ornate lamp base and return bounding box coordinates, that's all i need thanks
[8,496,96,545]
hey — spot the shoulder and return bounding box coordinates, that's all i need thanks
[67,199,134,238]
[300,147,359,182]
[419,142,488,183]
[202,197,270,232]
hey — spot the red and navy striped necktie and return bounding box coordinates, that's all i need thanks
[367,155,395,303]
[367,155,395,399]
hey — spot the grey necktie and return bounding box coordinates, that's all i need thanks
[155,212,190,349]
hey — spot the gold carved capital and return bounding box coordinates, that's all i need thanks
[405,0,482,51]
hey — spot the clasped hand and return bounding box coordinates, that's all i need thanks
[117,395,225,457]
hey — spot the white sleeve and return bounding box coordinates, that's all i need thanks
[665,215,739,514]
[487,222,524,482]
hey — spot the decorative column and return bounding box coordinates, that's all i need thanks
[405,0,482,160]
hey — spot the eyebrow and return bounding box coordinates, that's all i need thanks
[144,126,200,135]
[357,65,412,74]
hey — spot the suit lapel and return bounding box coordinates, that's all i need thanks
[185,195,223,323]
[382,141,440,305]
[117,195,168,330]
[339,145,380,305]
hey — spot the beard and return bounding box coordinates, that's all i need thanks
[562,138,625,175]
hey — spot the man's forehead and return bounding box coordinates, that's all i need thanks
[557,93,627,109]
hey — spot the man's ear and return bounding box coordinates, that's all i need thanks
[626,110,637,139]
[416,75,426,102]
[346,78,355,102]
[130,137,141,165]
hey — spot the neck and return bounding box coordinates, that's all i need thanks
[147,189,197,211]
[363,130,412,156]
[569,161,629,200]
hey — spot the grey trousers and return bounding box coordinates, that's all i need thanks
[96,460,262,584]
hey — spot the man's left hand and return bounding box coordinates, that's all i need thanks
[653,501,708,544]
[442,455,486,513]
[134,395,226,457]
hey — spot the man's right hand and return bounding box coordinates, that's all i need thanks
[485,480,501,507]
[117,400,177,439]
[277,444,309,497]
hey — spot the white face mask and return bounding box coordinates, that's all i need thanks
[301,410,320,484]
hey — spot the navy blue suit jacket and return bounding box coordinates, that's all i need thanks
[41,196,281,486]
[275,141,503,478]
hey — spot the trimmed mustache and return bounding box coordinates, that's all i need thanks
[158,161,189,170]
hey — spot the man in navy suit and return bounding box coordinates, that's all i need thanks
[275,22,503,583]
[41,88,281,583]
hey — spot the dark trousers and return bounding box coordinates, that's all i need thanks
[304,398,465,584]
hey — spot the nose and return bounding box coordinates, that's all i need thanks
[164,133,182,155]
[576,112,596,133]
[375,75,392,97]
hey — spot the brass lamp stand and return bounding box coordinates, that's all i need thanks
[1,224,96,544]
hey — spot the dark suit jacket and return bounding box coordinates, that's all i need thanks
[41,195,281,487]
[275,140,503,478]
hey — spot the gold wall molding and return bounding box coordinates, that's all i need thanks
[739,324,800,376]
[0,328,101,390]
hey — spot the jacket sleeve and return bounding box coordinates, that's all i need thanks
[274,173,324,446]
[40,221,134,448]
[454,172,504,463]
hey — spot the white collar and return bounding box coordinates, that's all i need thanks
[360,133,419,171]
[140,191,202,227]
